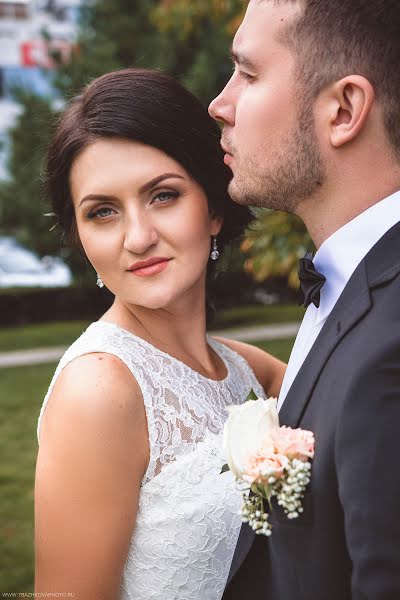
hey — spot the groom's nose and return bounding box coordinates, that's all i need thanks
[208,87,235,126]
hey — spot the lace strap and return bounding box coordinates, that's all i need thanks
[207,336,266,399]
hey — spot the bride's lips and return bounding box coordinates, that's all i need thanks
[128,257,172,277]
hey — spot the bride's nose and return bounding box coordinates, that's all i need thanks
[123,212,159,255]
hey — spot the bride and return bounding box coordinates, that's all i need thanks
[34,68,285,599]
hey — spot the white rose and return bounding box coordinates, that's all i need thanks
[223,397,279,479]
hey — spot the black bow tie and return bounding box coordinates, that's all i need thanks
[298,252,326,308]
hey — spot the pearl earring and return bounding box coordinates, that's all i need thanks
[96,273,104,288]
[210,236,219,261]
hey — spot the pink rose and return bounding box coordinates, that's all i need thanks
[243,450,289,485]
[271,426,315,461]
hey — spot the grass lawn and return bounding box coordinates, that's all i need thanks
[213,303,304,330]
[0,363,56,593]
[0,304,303,353]
[0,337,294,592]
[251,337,295,363]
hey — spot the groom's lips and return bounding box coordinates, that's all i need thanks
[221,142,233,165]
[221,142,233,155]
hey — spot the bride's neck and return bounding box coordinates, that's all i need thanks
[101,294,222,378]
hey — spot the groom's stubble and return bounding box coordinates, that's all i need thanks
[227,96,326,214]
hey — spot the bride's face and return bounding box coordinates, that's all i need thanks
[70,138,222,310]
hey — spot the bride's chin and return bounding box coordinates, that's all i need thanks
[120,276,206,312]
[121,293,175,312]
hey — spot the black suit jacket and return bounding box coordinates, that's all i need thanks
[224,220,400,600]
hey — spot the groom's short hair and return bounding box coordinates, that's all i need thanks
[262,0,400,160]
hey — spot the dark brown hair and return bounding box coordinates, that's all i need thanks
[46,68,252,253]
[265,0,400,160]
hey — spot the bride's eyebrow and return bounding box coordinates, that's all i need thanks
[79,193,117,207]
[139,173,185,193]
[78,173,186,206]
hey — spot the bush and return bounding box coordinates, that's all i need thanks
[1,272,299,328]
[1,285,114,327]
[211,271,298,310]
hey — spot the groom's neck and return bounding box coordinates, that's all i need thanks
[296,149,400,249]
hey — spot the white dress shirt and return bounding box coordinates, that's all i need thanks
[278,189,400,411]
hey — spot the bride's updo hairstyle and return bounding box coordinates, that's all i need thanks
[46,68,252,272]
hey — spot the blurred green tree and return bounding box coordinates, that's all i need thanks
[54,0,167,98]
[151,0,246,103]
[0,89,59,256]
[242,210,312,288]
[54,0,245,103]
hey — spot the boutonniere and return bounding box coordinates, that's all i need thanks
[221,390,315,536]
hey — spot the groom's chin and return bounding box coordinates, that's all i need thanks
[228,178,256,207]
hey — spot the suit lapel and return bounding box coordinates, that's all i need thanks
[279,261,371,427]
[226,524,255,586]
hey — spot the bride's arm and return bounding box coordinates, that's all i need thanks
[213,337,286,398]
[34,353,149,600]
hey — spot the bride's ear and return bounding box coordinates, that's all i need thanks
[327,75,375,148]
[210,215,224,236]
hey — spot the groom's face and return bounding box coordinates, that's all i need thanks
[209,0,325,213]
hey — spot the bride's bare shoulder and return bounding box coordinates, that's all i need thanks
[39,351,148,453]
[52,352,142,415]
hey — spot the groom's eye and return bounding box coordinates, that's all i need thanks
[230,60,256,83]
[240,70,255,82]
[232,64,255,82]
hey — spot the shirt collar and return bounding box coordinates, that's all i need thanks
[312,189,400,325]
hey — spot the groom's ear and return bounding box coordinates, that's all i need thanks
[325,75,375,148]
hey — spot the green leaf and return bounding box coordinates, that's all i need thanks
[246,388,258,402]
[250,483,260,496]
[251,483,269,500]
[220,463,230,474]
[265,488,273,503]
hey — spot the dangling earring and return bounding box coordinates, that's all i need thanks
[210,236,219,261]
[96,273,104,288]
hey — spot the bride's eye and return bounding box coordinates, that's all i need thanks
[87,206,116,219]
[152,190,180,204]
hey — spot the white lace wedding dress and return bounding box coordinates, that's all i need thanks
[37,321,266,599]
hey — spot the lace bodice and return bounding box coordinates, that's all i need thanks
[37,321,266,599]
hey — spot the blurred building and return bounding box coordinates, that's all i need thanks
[0,0,82,178]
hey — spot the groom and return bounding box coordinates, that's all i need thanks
[209,1,400,598]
